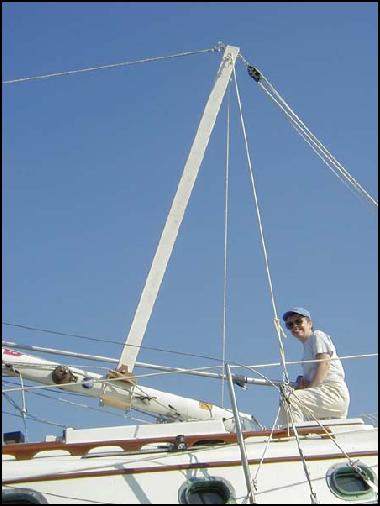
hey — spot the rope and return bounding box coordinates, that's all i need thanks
[2,339,377,378]
[287,406,320,504]
[2,371,136,394]
[2,46,218,85]
[18,372,29,441]
[275,384,320,502]
[252,405,281,489]
[221,84,231,407]
[232,67,290,384]
[238,54,377,209]
[4,379,153,426]
[3,380,127,419]
[283,389,378,493]
[2,321,247,363]
[3,409,71,429]
[258,82,367,205]
[3,393,25,418]
[246,352,378,369]
[3,325,376,370]
[260,76,377,207]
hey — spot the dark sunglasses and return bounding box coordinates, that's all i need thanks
[285,318,304,330]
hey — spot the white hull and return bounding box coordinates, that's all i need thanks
[3,419,378,504]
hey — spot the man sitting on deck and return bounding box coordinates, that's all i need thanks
[278,307,350,426]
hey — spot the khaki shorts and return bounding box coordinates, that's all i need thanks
[278,382,350,426]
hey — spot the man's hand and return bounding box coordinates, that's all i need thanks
[295,375,309,389]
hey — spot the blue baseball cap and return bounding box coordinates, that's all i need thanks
[282,307,311,321]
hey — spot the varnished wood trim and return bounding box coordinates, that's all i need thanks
[2,427,332,461]
[2,450,377,485]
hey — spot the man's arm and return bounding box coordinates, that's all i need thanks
[308,352,331,387]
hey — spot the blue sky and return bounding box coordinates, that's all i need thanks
[2,2,378,442]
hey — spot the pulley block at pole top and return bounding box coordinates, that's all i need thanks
[247,65,261,82]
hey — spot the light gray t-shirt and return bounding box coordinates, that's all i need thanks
[302,330,346,385]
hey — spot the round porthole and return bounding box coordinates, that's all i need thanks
[326,461,377,501]
[2,488,48,504]
[179,477,236,504]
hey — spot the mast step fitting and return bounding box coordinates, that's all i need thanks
[107,365,137,386]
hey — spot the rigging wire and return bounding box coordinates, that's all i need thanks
[3,43,375,211]
[2,335,377,371]
[238,54,378,210]
[18,372,29,441]
[288,407,320,504]
[232,66,290,384]
[3,379,128,419]
[2,321,235,363]
[2,407,69,429]
[2,46,377,496]
[3,346,377,449]
[2,47,377,454]
[280,389,379,494]
[221,82,231,408]
[2,46,219,85]
[2,409,69,429]
[3,352,377,390]
[4,379,156,427]
[252,405,281,489]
